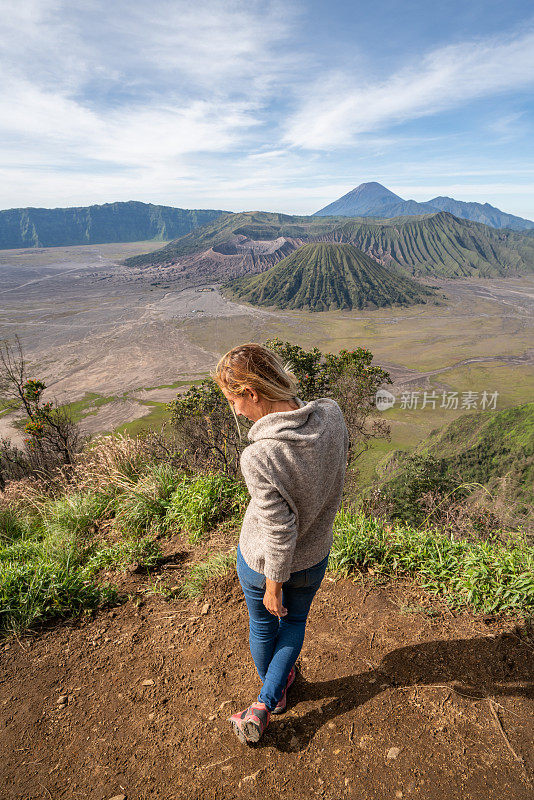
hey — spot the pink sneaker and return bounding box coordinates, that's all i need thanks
[228,701,271,744]
[271,665,297,715]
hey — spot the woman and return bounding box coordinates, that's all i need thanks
[212,343,349,745]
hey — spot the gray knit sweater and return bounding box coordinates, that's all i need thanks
[238,396,349,582]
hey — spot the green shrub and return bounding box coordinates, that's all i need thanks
[113,462,183,535]
[165,473,248,543]
[329,507,533,613]
[381,453,467,526]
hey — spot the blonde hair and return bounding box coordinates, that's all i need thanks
[211,343,299,404]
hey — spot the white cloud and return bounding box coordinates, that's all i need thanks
[283,27,534,149]
[0,0,300,201]
[1,2,533,219]
[246,149,289,161]
[487,112,527,143]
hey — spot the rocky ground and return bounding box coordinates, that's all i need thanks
[1,531,532,800]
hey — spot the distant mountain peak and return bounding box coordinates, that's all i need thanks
[350,181,400,195]
[333,182,402,203]
[314,182,435,220]
[314,183,534,231]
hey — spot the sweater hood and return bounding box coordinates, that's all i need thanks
[246,396,339,445]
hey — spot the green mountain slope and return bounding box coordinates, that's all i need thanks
[328,211,534,278]
[377,402,534,521]
[124,209,534,279]
[221,242,439,311]
[0,201,225,249]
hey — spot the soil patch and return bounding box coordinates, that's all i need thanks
[1,544,532,800]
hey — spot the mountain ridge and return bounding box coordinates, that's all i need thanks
[314,182,534,231]
[124,209,534,280]
[0,201,226,250]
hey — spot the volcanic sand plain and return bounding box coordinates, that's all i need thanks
[0,241,533,482]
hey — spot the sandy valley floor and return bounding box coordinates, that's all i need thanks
[1,241,533,448]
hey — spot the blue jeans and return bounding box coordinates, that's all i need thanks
[236,543,330,711]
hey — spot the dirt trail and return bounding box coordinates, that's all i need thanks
[1,540,532,800]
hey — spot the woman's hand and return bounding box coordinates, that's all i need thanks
[263,578,288,617]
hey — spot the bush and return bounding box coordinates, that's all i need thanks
[166,472,249,543]
[329,507,533,613]
[380,453,466,526]
[265,338,393,467]
[167,338,393,477]
[112,462,183,535]
[167,379,246,477]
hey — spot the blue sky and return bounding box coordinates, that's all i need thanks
[1,0,533,218]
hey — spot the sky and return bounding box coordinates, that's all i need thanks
[1,0,533,218]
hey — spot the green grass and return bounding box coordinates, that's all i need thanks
[114,402,172,436]
[0,399,20,419]
[166,473,249,543]
[178,549,237,598]
[0,505,35,542]
[112,462,183,535]
[0,488,165,635]
[429,363,534,409]
[0,497,119,635]
[133,380,200,392]
[0,465,248,635]
[64,392,117,422]
[85,535,163,573]
[329,506,533,614]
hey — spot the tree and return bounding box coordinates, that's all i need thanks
[168,338,393,482]
[265,338,393,467]
[0,336,84,483]
[167,378,250,477]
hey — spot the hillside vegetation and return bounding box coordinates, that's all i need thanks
[0,201,225,250]
[375,402,534,526]
[124,209,534,279]
[328,211,534,278]
[1,433,532,637]
[222,242,439,311]
[123,211,339,267]
[0,338,532,638]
